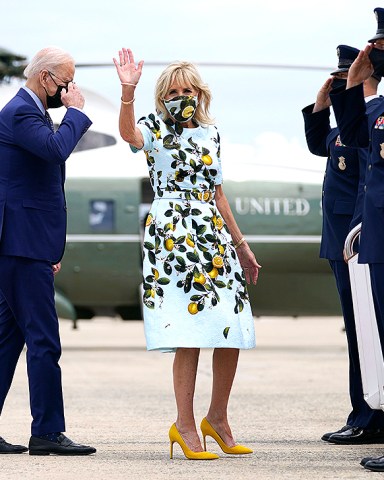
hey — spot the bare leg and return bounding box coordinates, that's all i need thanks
[173,347,203,451]
[206,348,240,447]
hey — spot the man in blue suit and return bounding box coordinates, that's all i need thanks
[302,45,384,445]
[0,47,96,455]
[330,7,384,472]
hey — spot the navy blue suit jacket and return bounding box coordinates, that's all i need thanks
[331,85,384,263]
[0,88,92,263]
[302,104,361,260]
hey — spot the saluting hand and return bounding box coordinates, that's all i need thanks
[313,78,333,112]
[113,48,144,86]
[347,45,374,89]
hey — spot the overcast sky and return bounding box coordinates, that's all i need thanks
[1,0,382,180]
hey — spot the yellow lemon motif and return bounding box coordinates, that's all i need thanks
[182,106,194,118]
[218,244,225,255]
[212,215,217,226]
[202,154,213,166]
[208,267,219,279]
[212,255,224,269]
[145,214,153,227]
[216,217,224,230]
[150,289,155,298]
[165,239,174,251]
[155,130,161,139]
[153,269,159,280]
[166,222,175,231]
[188,302,199,315]
[186,237,195,248]
[194,273,206,285]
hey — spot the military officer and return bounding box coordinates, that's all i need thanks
[302,44,384,446]
[330,7,384,471]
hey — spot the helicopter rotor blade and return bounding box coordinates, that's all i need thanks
[75,61,333,72]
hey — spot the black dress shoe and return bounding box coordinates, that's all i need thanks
[321,424,351,442]
[29,434,96,456]
[364,455,384,472]
[328,427,384,445]
[361,456,374,466]
[0,436,28,454]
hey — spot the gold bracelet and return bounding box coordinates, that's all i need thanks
[121,83,137,87]
[234,237,245,249]
[121,97,135,105]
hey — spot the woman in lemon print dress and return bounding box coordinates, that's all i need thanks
[114,48,261,460]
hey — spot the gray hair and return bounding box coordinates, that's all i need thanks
[23,46,75,78]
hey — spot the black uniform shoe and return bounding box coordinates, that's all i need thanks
[321,425,351,442]
[361,456,374,466]
[0,436,28,454]
[364,456,384,472]
[29,434,96,456]
[328,427,384,445]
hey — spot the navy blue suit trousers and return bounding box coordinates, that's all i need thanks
[0,256,65,435]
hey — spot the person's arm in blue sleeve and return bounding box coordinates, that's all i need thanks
[330,45,375,148]
[302,78,334,157]
[330,83,369,148]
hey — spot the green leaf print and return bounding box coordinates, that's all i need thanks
[176,256,186,267]
[186,252,199,263]
[223,327,230,339]
[193,282,206,292]
[148,251,156,265]
[157,278,171,285]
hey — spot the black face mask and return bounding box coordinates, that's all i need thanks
[369,48,384,78]
[46,85,65,109]
[331,77,347,90]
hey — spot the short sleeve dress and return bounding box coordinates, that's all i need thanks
[131,113,255,352]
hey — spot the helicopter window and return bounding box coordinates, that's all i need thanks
[89,200,115,232]
[70,130,117,153]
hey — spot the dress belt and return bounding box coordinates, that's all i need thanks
[154,190,215,202]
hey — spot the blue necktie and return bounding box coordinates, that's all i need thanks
[45,110,54,131]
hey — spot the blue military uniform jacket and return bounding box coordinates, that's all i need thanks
[0,88,91,264]
[302,104,362,260]
[331,85,384,263]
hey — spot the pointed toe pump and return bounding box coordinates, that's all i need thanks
[200,417,253,455]
[169,423,219,460]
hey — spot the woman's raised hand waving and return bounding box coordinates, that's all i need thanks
[113,48,144,86]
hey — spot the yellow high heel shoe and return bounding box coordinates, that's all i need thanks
[169,423,219,460]
[200,417,253,455]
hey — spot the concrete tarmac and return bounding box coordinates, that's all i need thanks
[1,316,383,480]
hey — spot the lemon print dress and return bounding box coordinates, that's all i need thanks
[132,113,255,352]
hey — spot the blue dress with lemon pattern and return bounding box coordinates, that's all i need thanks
[132,113,255,352]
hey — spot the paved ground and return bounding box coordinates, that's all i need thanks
[1,316,383,479]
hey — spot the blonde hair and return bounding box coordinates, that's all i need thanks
[24,46,74,78]
[155,61,214,125]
